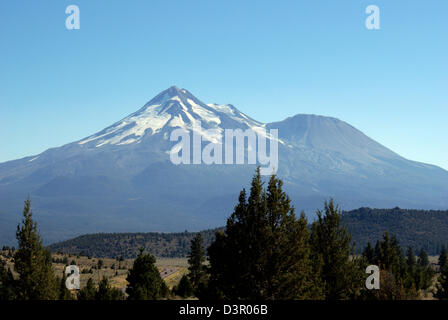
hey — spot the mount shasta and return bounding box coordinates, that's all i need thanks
[1,86,447,245]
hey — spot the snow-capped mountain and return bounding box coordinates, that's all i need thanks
[77,86,265,148]
[0,86,447,245]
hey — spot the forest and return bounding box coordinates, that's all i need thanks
[1,168,448,300]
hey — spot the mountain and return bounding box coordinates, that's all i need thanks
[48,206,448,258]
[268,114,448,209]
[77,86,264,149]
[1,86,447,245]
[49,228,222,259]
[341,207,448,255]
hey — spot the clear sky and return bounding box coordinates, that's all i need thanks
[0,0,447,169]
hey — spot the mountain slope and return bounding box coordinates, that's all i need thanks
[1,86,447,245]
[77,86,264,148]
[270,114,448,210]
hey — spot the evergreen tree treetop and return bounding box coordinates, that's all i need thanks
[208,168,322,300]
[95,277,124,300]
[126,248,167,300]
[418,248,429,267]
[188,233,206,291]
[362,242,375,265]
[436,265,448,300]
[14,198,58,300]
[77,278,96,300]
[310,199,363,300]
[439,245,447,269]
[0,258,16,300]
[406,246,416,271]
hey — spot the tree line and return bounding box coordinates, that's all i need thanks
[1,168,448,300]
[174,169,448,300]
[342,207,448,255]
[49,229,221,259]
[47,207,448,260]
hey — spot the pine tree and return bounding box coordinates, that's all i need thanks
[418,248,429,267]
[207,169,321,300]
[310,199,364,300]
[188,233,205,291]
[362,242,375,264]
[14,198,58,300]
[0,258,16,300]
[77,278,96,300]
[126,248,168,300]
[95,277,124,300]
[375,233,401,273]
[406,246,416,272]
[439,245,447,269]
[417,249,433,290]
[374,240,383,265]
[405,246,419,291]
[58,272,72,300]
[174,274,194,298]
[436,265,448,300]
[363,234,423,299]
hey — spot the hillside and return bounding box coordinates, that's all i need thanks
[342,207,448,254]
[48,228,222,259]
[0,249,189,292]
[48,207,448,258]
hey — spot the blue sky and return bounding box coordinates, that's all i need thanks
[0,0,447,169]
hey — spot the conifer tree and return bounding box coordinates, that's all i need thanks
[374,241,382,265]
[188,233,205,291]
[435,265,448,300]
[310,199,364,300]
[95,277,124,300]
[363,242,375,264]
[208,169,322,300]
[376,233,401,273]
[406,246,416,272]
[126,248,168,300]
[416,248,433,290]
[439,245,447,269]
[363,234,422,299]
[58,272,72,300]
[14,198,58,300]
[77,278,96,300]
[0,258,16,300]
[174,274,194,298]
[418,249,429,267]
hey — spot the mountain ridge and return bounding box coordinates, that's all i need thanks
[0,86,447,245]
[47,207,448,258]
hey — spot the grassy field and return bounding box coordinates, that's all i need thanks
[1,250,188,291]
[1,250,442,299]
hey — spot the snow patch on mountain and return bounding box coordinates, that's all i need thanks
[77,86,279,148]
[189,99,221,125]
[78,105,172,147]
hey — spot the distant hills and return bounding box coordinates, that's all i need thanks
[49,228,222,259]
[1,86,448,245]
[49,208,448,258]
[341,207,448,254]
